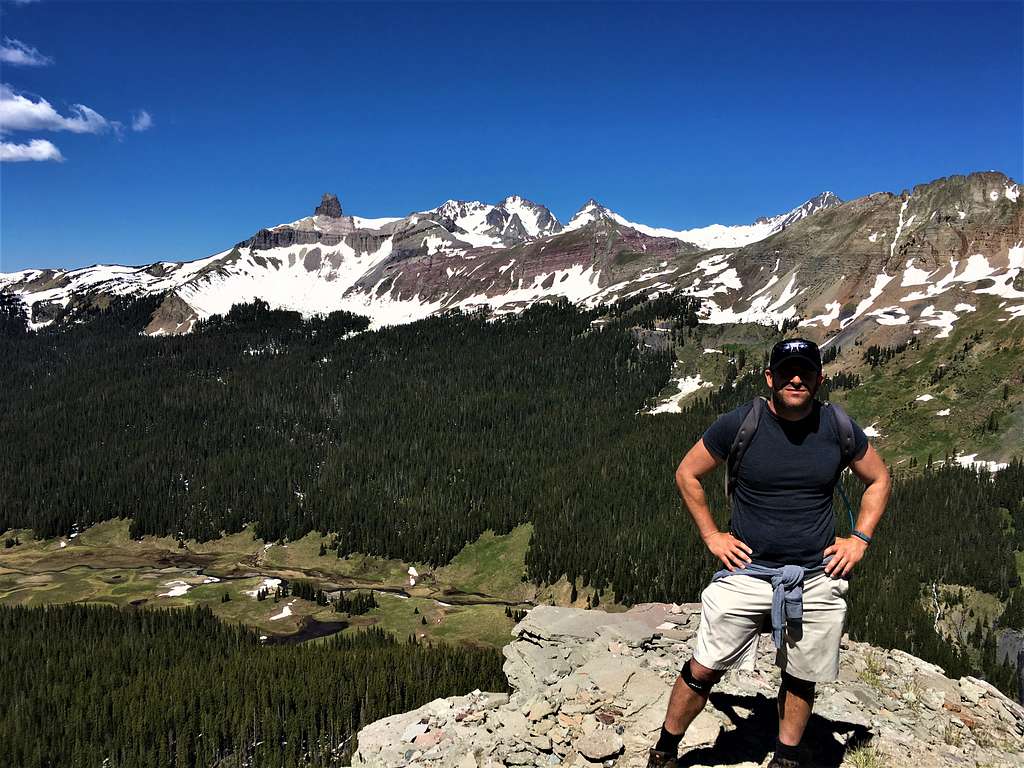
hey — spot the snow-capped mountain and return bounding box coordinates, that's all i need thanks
[563,191,843,249]
[425,196,562,248]
[754,191,841,229]
[2,174,1020,346]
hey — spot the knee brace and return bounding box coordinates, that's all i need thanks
[780,671,815,697]
[680,658,715,696]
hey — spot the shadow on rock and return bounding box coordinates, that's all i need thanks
[679,692,872,768]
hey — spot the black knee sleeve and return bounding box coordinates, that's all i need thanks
[681,658,715,696]
[780,670,815,696]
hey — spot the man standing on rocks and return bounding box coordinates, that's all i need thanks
[647,338,891,768]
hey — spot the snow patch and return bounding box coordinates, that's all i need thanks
[158,580,193,598]
[422,234,448,255]
[919,305,960,338]
[801,302,842,328]
[862,423,882,438]
[901,259,936,287]
[270,599,296,621]
[915,394,934,402]
[889,198,910,261]
[954,453,1009,473]
[351,215,402,229]
[459,263,603,316]
[935,409,950,416]
[245,577,281,598]
[843,273,895,327]
[867,306,909,325]
[179,237,400,323]
[644,374,711,414]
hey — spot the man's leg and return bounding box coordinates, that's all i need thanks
[664,659,724,734]
[650,575,768,765]
[649,659,724,763]
[777,671,815,747]
[771,574,847,765]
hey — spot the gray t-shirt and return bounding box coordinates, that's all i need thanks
[702,399,868,569]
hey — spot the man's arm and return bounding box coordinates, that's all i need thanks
[676,439,752,571]
[824,443,891,577]
[845,443,891,538]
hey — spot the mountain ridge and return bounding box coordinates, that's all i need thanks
[1,171,1019,348]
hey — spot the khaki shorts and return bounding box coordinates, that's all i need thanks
[693,572,849,683]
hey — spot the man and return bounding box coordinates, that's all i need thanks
[647,338,891,768]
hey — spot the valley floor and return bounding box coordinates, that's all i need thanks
[0,519,543,649]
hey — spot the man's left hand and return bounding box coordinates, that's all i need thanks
[823,536,868,578]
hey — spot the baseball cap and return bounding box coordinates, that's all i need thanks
[769,338,822,373]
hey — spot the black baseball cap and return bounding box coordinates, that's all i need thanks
[769,338,822,373]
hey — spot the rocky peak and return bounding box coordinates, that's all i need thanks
[576,198,606,215]
[499,196,563,238]
[315,193,343,218]
[351,603,1024,767]
[425,197,562,246]
[754,191,843,227]
[564,199,614,232]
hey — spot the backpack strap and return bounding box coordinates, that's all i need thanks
[726,397,766,500]
[825,401,859,530]
[825,401,857,467]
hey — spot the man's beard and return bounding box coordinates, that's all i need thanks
[771,384,817,418]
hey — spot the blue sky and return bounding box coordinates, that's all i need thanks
[1,0,1021,272]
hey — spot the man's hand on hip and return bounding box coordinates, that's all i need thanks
[704,531,752,572]
[823,536,868,578]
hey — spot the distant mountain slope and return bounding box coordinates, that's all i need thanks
[1,173,1019,347]
[563,190,842,249]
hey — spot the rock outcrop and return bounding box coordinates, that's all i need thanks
[351,603,1024,768]
[316,193,344,218]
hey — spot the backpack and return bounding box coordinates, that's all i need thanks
[725,397,858,526]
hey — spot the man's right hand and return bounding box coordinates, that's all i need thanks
[703,531,752,571]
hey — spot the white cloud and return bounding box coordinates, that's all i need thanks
[0,38,53,67]
[131,109,153,132]
[0,82,110,134]
[0,138,63,162]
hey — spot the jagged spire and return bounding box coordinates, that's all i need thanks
[315,193,343,218]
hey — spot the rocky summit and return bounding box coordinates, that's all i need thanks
[316,193,344,218]
[350,604,1024,768]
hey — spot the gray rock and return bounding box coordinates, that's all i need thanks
[315,193,343,218]
[575,730,623,761]
[680,711,721,748]
[527,734,552,751]
[505,749,537,765]
[349,604,1024,768]
[959,678,985,704]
